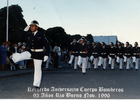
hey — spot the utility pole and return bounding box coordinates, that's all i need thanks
[6,0,9,41]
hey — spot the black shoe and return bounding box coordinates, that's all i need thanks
[74,69,77,70]
[88,68,91,70]
[109,64,111,67]
[94,68,97,70]
[92,64,94,67]
[82,73,86,75]
[127,69,129,71]
[116,62,119,65]
[33,86,40,89]
[45,68,50,71]
[120,69,122,70]
[112,69,114,70]
[103,69,105,70]
[77,65,80,69]
[131,68,133,70]
[98,66,100,68]
[101,64,103,67]
[133,62,135,66]
[136,69,138,71]
[124,62,126,65]
[68,63,71,66]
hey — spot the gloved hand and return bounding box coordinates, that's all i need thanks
[24,26,30,32]
[43,56,48,62]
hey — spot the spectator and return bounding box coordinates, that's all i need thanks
[53,43,58,68]
[45,43,53,69]
[58,44,62,68]
[0,42,9,70]
[17,42,25,69]
[9,43,16,71]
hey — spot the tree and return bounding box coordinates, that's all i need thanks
[85,34,93,43]
[0,5,27,44]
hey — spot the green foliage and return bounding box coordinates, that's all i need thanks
[0,5,27,44]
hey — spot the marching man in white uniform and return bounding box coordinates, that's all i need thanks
[12,20,50,88]
[77,37,88,74]
[132,42,139,70]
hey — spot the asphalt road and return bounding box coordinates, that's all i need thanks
[0,62,140,99]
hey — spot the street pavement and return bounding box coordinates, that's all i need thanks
[0,61,140,99]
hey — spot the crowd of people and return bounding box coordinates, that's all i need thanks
[0,41,30,71]
[1,37,139,74]
[68,37,140,74]
[0,41,70,71]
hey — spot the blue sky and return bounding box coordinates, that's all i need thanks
[1,0,140,45]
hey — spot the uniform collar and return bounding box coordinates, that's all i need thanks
[32,30,38,36]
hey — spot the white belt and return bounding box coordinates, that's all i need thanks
[31,49,43,52]
[125,53,130,55]
[117,53,122,55]
[133,53,139,55]
[72,51,78,53]
[92,52,98,54]
[110,53,115,55]
[80,51,88,53]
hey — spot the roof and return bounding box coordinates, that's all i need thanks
[93,36,118,45]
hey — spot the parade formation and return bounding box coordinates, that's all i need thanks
[68,38,139,74]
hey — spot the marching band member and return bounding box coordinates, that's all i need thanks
[123,42,132,70]
[68,39,77,67]
[77,37,88,74]
[132,42,139,70]
[116,42,124,70]
[12,20,50,88]
[108,42,116,70]
[98,42,108,70]
[87,41,92,69]
[89,42,99,70]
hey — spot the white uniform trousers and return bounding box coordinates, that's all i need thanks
[126,58,130,70]
[123,56,127,63]
[33,59,42,87]
[103,58,107,69]
[132,57,139,69]
[98,57,103,66]
[98,57,106,69]
[87,57,91,69]
[90,55,94,63]
[108,57,115,69]
[129,58,133,69]
[93,58,98,69]
[77,56,87,73]
[135,58,139,70]
[116,57,123,69]
[12,51,43,87]
[74,56,78,69]
[68,55,74,65]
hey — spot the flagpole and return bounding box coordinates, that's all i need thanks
[6,0,9,41]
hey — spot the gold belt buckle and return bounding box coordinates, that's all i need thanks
[32,49,35,52]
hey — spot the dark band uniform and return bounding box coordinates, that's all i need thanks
[132,47,140,58]
[116,47,124,58]
[18,31,50,60]
[108,47,116,58]
[91,46,99,58]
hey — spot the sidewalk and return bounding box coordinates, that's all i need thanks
[0,62,71,78]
